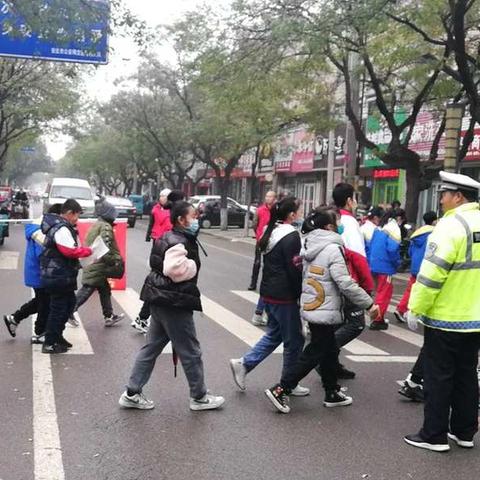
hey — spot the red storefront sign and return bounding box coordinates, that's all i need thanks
[373,169,400,179]
[291,129,315,173]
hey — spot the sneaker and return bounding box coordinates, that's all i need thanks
[369,321,389,331]
[251,312,267,326]
[394,310,407,323]
[131,316,148,334]
[59,337,73,349]
[42,343,68,354]
[291,385,310,397]
[229,358,247,391]
[247,284,256,291]
[265,385,290,413]
[104,313,124,327]
[398,381,424,402]
[31,333,45,345]
[67,316,79,327]
[404,433,450,452]
[448,433,474,448]
[3,314,18,338]
[190,393,225,411]
[119,391,155,410]
[324,389,353,408]
[337,364,356,380]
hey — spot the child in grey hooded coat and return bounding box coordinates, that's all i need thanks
[265,207,379,414]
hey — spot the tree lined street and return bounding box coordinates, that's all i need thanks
[0,210,478,479]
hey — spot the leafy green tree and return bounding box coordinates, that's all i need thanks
[3,137,53,184]
[0,58,80,174]
[231,0,459,221]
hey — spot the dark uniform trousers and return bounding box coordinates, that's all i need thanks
[421,326,480,443]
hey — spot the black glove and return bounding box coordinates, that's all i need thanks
[145,235,151,242]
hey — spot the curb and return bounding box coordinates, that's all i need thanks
[199,229,256,246]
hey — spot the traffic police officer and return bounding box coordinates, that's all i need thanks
[404,171,480,452]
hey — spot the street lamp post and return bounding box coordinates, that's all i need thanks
[444,102,465,173]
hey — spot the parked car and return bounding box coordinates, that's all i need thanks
[198,199,253,229]
[104,195,137,228]
[189,195,256,215]
[128,194,144,219]
[43,178,96,217]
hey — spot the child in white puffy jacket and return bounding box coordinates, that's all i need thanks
[265,207,379,414]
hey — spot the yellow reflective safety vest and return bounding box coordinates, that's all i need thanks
[408,202,480,332]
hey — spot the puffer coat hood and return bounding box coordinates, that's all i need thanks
[301,228,373,325]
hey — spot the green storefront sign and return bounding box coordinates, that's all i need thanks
[364,109,407,167]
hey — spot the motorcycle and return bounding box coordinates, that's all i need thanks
[11,198,29,220]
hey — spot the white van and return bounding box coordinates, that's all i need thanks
[43,178,96,217]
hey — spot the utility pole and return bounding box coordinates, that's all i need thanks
[344,51,361,183]
[326,129,336,203]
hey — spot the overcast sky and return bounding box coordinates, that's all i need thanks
[46,0,232,160]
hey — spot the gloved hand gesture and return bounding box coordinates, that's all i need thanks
[407,311,420,331]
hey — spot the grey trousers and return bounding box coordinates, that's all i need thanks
[127,305,207,400]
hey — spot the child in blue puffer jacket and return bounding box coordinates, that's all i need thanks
[3,204,61,342]
[368,211,402,330]
[394,211,438,323]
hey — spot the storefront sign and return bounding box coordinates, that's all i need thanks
[274,130,294,172]
[373,169,400,179]
[291,128,315,173]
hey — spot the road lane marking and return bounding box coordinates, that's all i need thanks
[231,290,388,356]
[63,312,94,355]
[0,250,19,269]
[201,295,283,353]
[346,355,417,363]
[380,323,423,348]
[31,301,65,480]
[112,288,172,353]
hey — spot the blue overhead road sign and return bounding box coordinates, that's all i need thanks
[0,1,109,64]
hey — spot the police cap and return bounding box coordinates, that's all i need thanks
[438,171,480,194]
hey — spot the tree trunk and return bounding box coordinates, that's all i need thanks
[404,164,421,225]
[219,175,230,231]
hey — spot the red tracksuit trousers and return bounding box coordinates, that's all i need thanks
[396,275,416,315]
[373,274,394,323]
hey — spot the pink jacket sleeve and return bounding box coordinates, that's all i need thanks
[163,244,197,283]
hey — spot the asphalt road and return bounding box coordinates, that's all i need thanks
[0,212,479,480]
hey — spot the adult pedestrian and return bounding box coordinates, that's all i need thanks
[368,211,402,330]
[119,200,224,411]
[249,190,277,326]
[132,190,185,333]
[249,190,277,291]
[145,188,172,243]
[40,199,92,354]
[72,200,125,327]
[404,171,480,452]
[394,211,438,323]
[229,197,309,397]
[3,204,62,342]
[265,207,379,413]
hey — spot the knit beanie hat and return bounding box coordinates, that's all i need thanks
[95,200,117,223]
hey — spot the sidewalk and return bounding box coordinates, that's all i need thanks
[199,228,256,245]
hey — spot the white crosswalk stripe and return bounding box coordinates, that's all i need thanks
[112,288,174,353]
